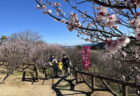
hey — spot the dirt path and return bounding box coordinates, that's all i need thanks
[0,77,55,96]
[51,76,113,96]
[0,74,113,96]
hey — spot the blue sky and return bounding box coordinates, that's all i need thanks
[0,0,90,46]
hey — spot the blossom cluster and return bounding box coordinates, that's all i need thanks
[96,6,108,21]
[130,18,140,39]
[96,6,119,29]
[67,11,81,31]
[129,0,140,8]
[105,36,130,52]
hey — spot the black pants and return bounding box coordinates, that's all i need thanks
[53,66,58,75]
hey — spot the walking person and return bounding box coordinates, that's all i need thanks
[49,55,58,77]
[62,54,70,76]
[58,57,64,76]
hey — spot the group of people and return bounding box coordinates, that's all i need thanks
[49,54,71,77]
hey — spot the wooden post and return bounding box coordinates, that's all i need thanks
[75,71,78,84]
[22,71,26,81]
[91,76,95,91]
[51,70,54,85]
[31,72,35,85]
[135,76,138,85]
[34,65,39,80]
[43,66,47,80]
[122,84,128,96]
[44,70,47,79]
[80,73,83,82]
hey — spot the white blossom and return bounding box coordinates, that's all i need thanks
[37,5,41,9]
[48,9,52,13]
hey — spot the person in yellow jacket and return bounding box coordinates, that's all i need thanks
[58,58,64,76]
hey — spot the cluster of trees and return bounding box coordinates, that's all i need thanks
[0,31,65,82]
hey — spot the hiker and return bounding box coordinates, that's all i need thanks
[58,57,64,76]
[49,55,58,77]
[62,54,70,75]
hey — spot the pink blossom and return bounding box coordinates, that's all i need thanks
[130,18,140,39]
[62,12,65,15]
[106,39,112,47]
[78,31,81,34]
[61,19,66,23]
[43,11,48,14]
[122,51,127,57]
[137,32,140,39]
[55,2,61,7]
[130,18,140,27]
[98,12,106,16]
[85,38,89,41]
[105,36,130,52]
[87,23,93,28]
[82,20,86,23]
[124,1,128,6]
[130,0,136,4]
[96,11,107,21]
[67,25,74,32]
[105,39,118,52]
[70,11,74,17]
[57,8,62,12]
[108,14,117,21]
[75,14,79,21]
[105,14,118,28]
[96,6,108,13]
[67,22,75,32]
[136,0,140,8]
[135,28,140,33]
[81,14,85,18]
[118,36,130,47]
[96,16,106,21]
[96,6,108,20]
[114,25,119,29]
[105,21,114,28]
[48,2,53,6]
[75,22,81,27]
[42,3,46,10]
[56,13,59,16]
[54,19,58,22]
[134,12,140,17]
[129,0,140,8]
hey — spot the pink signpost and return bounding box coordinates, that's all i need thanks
[82,46,90,69]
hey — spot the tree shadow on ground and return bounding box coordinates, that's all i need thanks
[51,76,92,96]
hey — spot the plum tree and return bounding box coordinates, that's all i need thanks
[35,0,140,52]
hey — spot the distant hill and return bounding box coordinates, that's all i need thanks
[65,42,106,49]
